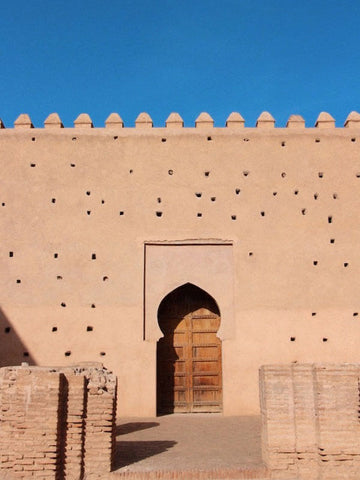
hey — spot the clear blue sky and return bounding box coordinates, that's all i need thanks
[1,0,359,127]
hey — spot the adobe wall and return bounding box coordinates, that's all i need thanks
[0,363,117,479]
[260,363,360,480]
[1,110,360,416]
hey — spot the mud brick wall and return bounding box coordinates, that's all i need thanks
[260,363,360,480]
[0,363,117,479]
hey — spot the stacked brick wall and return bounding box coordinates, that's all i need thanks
[0,363,117,479]
[260,363,360,480]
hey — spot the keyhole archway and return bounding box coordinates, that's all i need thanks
[156,283,222,414]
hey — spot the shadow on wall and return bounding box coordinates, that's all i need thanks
[0,306,36,366]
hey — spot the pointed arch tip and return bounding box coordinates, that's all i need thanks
[0,118,5,129]
[74,113,93,128]
[226,112,245,127]
[315,112,335,128]
[195,112,214,128]
[256,111,275,128]
[105,113,124,128]
[344,111,360,127]
[166,112,184,128]
[44,113,64,128]
[14,114,34,129]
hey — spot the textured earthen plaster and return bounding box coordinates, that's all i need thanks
[1,111,360,416]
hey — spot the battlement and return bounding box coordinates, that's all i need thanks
[1,110,360,130]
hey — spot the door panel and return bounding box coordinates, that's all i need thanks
[157,283,222,414]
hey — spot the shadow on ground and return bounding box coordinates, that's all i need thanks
[116,422,160,436]
[113,440,177,469]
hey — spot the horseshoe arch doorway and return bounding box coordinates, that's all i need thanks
[156,283,222,414]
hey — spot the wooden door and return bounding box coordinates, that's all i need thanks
[157,283,222,414]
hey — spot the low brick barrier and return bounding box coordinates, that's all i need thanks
[260,363,360,480]
[0,363,117,479]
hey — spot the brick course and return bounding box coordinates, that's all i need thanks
[260,363,360,479]
[0,363,117,479]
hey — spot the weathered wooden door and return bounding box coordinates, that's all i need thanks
[157,283,222,414]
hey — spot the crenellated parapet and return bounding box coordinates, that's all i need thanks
[1,111,360,129]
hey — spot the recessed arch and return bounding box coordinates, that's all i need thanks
[157,282,222,414]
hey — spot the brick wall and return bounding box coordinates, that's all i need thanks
[260,363,360,480]
[0,363,117,479]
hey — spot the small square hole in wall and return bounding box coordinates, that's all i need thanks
[23,352,29,357]
[70,163,76,167]
[157,197,162,203]
[4,327,10,333]
[301,209,307,215]
[161,138,167,142]
[318,172,324,178]
[312,312,317,316]
[52,327,57,332]
[207,136,212,141]
[54,253,58,258]
[294,190,299,195]
[322,337,328,342]
[313,261,318,266]
[314,193,318,200]
[72,137,77,141]
[351,138,356,142]
[211,197,216,202]
[31,137,36,141]
[65,351,71,356]
[281,141,286,147]
[243,170,249,177]
[328,216,333,224]
[100,351,106,356]
[51,198,56,204]
[87,211,91,215]
[248,252,253,256]
[9,251,13,257]
[333,193,338,199]
[156,211,163,217]
[204,171,210,177]
[113,136,118,140]
[1,202,5,206]
[330,238,335,244]
[290,337,296,342]
[353,312,358,317]
[281,172,286,178]
[235,188,241,195]
[129,169,133,174]
[103,276,108,281]
[91,303,96,308]
[57,275,63,280]
[119,211,124,215]
[101,200,105,204]
[61,302,66,307]
[273,192,277,196]
[86,191,91,196]
[87,326,93,331]
[30,163,36,167]
[92,253,96,260]
[197,213,202,217]
[231,215,237,220]
[195,192,202,198]
[16,279,21,284]
[315,138,320,143]
[260,211,265,216]
[344,262,349,267]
